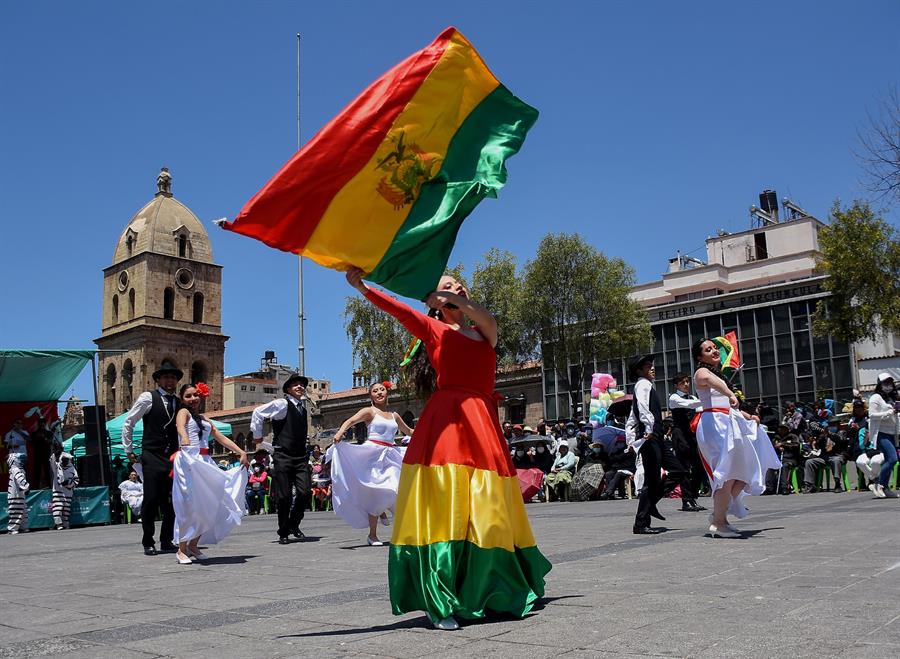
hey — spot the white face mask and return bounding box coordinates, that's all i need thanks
[515,450,525,457]
[536,446,545,453]
[882,383,894,393]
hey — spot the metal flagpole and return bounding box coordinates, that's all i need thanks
[296,32,306,376]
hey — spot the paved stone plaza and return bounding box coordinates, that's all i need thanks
[2,492,899,658]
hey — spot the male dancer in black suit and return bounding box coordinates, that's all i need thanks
[122,364,182,555]
[668,372,708,512]
[627,355,667,534]
[251,374,312,544]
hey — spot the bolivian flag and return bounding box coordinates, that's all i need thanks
[712,331,741,376]
[222,27,538,299]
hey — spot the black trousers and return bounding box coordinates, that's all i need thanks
[634,438,663,529]
[271,453,311,538]
[141,454,175,548]
[661,444,692,502]
[674,430,709,498]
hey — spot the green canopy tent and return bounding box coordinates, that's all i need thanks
[64,412,233,458]
[0,350,95,402]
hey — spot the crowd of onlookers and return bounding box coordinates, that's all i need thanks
[500,373,900,503]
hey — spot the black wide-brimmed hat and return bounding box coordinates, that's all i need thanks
[628,354,655,377]
[152,364,184,381]
[282,373,309,392]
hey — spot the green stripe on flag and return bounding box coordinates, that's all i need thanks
[368,86,538,300]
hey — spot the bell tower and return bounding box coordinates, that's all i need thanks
[94,169,228,415]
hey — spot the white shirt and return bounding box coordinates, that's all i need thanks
[668,390,703,412]
[250,395,304,440]
[625,378,656,452]
[4,429,29,456]
[868,392,899,439]
[121,387,176,454]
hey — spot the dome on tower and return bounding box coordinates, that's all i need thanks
[112,168,214,265]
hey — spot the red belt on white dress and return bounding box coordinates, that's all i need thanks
[690,407,731,433]
[199,447,209,455]
[367,440,394,447]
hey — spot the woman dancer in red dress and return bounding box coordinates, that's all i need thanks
[346,268,551,630]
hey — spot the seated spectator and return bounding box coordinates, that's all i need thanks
[246,461,269,514]
[766,424,801,494]
[544,440,577,501]
[595,438,636,500]
[118,469,143,521]
[856,428,883,492]
[782,402,807,434]
[824,430,849,492]
[511,424,525,439]
[311,449,333,509]
[501,421,513,442]
[801,428,830,493]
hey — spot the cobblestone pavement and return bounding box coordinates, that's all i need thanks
[2,491,899,658]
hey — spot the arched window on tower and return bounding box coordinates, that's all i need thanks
[122,359,134,409]
[128,288,135,319]
[105,363,117,415]
[163,287,175,319]
[193,292,204,324]
[191,361,209,411]
[126,233,135,255]
[178,234,188,257]
[112,295,119,324]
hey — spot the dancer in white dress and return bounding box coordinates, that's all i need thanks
[692,339,782,538]
[331,382,414,546]
[172,383,249,564]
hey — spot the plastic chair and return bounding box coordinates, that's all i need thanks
[262,476,272,514]
[816,463,850,491]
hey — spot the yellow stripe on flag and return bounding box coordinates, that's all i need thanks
[302,30,499,271]
[391,463,536,551]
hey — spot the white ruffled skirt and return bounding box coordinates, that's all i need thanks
[696,410,782,518]
[331,441,406,529]
[172,449,248,544]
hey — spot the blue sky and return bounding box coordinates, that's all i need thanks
[1,1,898,403]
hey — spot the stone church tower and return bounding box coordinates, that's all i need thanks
[95,169,228,416]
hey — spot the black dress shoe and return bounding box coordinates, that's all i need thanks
[143,546,157,556]
[278,537,290,545]
[649,507,666,521]
[159,543,178,553]
[681,501,706,512]
[292,529,306,541]
[633,526,664,534]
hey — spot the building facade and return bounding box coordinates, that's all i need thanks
[223,352,331,409]
[543,197,898,417]
[94,169,228,416]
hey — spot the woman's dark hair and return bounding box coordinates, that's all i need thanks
[692,338,724,377]
[178,383,205,428]
[402,308,441,399]
[874,378,897,401]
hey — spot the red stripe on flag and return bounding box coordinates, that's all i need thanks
[223,27,456,252]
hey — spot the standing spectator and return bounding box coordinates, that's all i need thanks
[501,422,513,442]
[756,400,779,433]
[868,373,900,498]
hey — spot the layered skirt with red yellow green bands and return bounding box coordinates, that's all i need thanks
[388,388,552,621]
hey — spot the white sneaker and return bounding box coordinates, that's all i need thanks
[708,524,741,539]
[9,530,19,535]
[433,616,459,631]
[868,483,878,494]
[873,484,887,499]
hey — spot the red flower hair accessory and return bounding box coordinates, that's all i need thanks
[382,381,393,390]
[195,382,210,399]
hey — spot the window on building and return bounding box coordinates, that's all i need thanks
[755,308,773,337]
[163,287,175,319]
[250,386,256,392]
[126,233,135,254]
[240,385,247,391]
[193,292,204,324]
[178,234,188,257]
[105,363,117,414]
[190,361,208,387]
[128,288,135,319]
[112,294,119,324]
[264,387,276,394]
[754,232,768,260]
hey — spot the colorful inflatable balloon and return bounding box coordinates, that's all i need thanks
[588,373,619,427]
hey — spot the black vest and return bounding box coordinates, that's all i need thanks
[632,380,664,438]
[271,397,308,458]
[670,394,697,437]
[143,390,179,457]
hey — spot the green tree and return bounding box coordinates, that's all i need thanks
[812,200,900,343]
[343,296,411,387]
[522,233,652,417]
[855,86,900,204]
[470,248,533,367]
